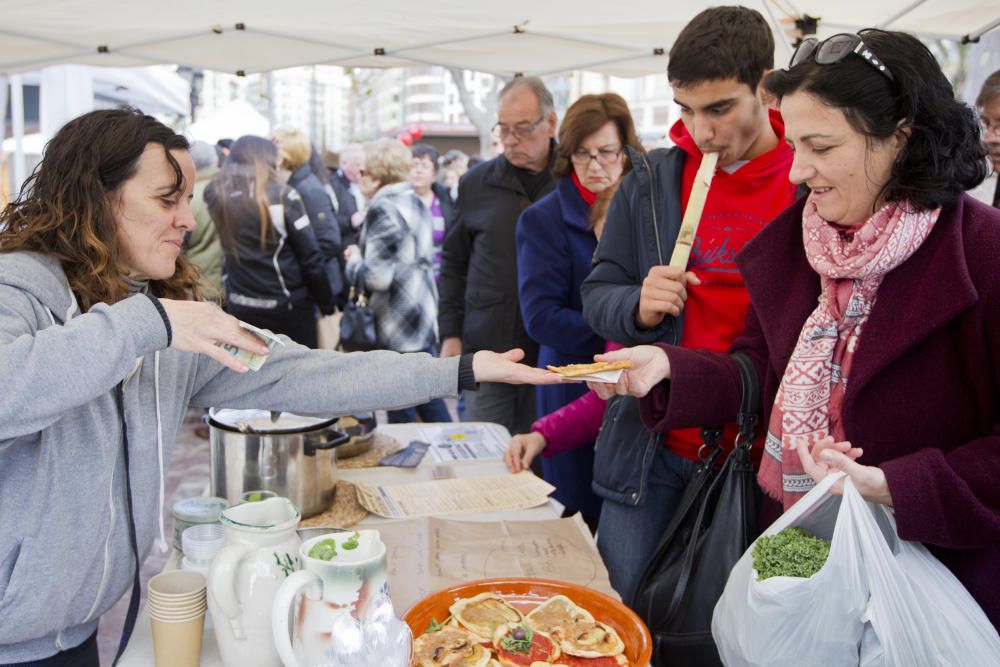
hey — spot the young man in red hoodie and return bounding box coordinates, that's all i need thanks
[580,6,798,604]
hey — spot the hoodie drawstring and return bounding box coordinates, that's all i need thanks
[153,350,167,554]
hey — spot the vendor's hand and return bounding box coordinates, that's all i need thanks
[440,337,463,358]
[505,432,546,473]
[472,349,563,385]
[636,266,701,329]
[159,299,271,373]
[796,436,893,506]
[585,346,670,399]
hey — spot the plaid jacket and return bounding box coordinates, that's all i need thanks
[346,182,439,352]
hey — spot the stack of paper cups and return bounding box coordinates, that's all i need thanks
[147,570,207,667]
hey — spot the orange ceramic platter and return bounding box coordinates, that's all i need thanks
[403,577,652,667]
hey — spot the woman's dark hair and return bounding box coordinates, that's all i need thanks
[0,106,199,309]
[765,29,988,211]
[411,144,440,172]
[209,135,281,251]
[554,93,644,178]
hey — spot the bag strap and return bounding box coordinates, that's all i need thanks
[732,352,760,450]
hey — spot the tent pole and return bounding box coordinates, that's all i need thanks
[878,0,930,28]
[761,0,794,58]
[10,74,25,195]
[529,51,660,78]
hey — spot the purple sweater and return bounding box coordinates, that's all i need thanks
[640,195,1000,629]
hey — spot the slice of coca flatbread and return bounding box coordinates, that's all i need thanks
[545,361,632,378]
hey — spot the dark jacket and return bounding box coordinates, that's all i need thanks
[431,181,458,234]
[438,152,555,357]
[579,146,687,505]
[641,194,1000,629]
[206,177,337,315]
[517,176,604,413]
[288,165,345,302]
[330,170,360,246]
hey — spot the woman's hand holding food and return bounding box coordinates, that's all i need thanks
[585,346,671,399]
[505,432,546,473]
[473,349,564,385]
[796,436,893,506]
[159,299,271,373]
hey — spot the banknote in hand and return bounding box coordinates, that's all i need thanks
[217,321,285,371]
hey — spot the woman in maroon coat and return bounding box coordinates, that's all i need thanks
[592,29,1000,628]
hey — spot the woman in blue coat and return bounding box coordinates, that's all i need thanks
[516,93,643,527]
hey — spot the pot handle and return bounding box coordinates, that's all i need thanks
[304,428,350,456]
[272,569,322,667]
[209,541,251,637]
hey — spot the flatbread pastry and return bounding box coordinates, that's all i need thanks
[553,620,625,658]
[524,595,594,634]
[492,623,561,667]
[450,593,524,641]
[545,361,633,377]
[414,626,493,667]
[552,653,629,666]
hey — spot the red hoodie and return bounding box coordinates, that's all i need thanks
[666,109,796,463]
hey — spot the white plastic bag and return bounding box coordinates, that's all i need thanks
[713,473,1000,667]
[844,478,1000,666]
[712,473,868,666]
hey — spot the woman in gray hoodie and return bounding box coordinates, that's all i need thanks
[0,107,556,666]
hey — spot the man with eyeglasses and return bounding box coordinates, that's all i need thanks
[580,6,800,605]
[438,77,558,434]
[970,69,1000,208]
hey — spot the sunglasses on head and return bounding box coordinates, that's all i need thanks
[790,33,895,82]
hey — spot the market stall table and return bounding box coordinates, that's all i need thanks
[117,422,573,667]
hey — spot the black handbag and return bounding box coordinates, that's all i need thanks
[630,353,761,667]
[338,271,377,352]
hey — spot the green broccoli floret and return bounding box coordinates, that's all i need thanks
[308,538,338,561]
[752,527,831,581]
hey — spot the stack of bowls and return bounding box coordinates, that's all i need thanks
[146,570,207,667]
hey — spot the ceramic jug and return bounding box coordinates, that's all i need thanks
[208,496,301,667]
[271,530,389,667]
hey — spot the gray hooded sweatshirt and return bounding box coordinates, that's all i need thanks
[0,251,460,662]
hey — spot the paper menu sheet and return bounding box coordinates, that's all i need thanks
[377,514,618,615]
[412,424,508,462]
[354,471,555,519]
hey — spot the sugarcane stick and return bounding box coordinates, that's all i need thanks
[668,151,719,268]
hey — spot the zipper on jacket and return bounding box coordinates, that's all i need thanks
[82,391,122,626]
[631,431,660,505]
[639,152,665,266]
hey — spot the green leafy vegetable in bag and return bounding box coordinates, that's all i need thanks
[752,527,831,580]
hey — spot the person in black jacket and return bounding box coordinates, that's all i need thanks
[274,128,346,303]
[331,144,367,247]
[438,77,558,434]
[206,135,337,347]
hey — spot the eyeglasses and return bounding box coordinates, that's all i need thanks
[982,118,1000,135]
[790,33,895,82]
[492,116,545,140]
[570,147,623,167]
[359,168,368,177]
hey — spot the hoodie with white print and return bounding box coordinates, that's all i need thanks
[0,251,460,662]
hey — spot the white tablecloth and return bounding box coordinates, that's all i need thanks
[118,422,562,667]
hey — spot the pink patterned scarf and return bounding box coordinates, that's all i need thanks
[758,196,939,510]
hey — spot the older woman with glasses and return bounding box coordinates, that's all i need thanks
[512,93,644,528]
[593,29,1000,629]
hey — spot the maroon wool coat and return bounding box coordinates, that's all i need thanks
[640,194,1000,628]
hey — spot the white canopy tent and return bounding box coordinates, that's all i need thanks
[187,98,269,145]
[1,0,997,192]
[0,0,996,79]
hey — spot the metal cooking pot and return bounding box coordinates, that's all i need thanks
[208,409,349,519]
